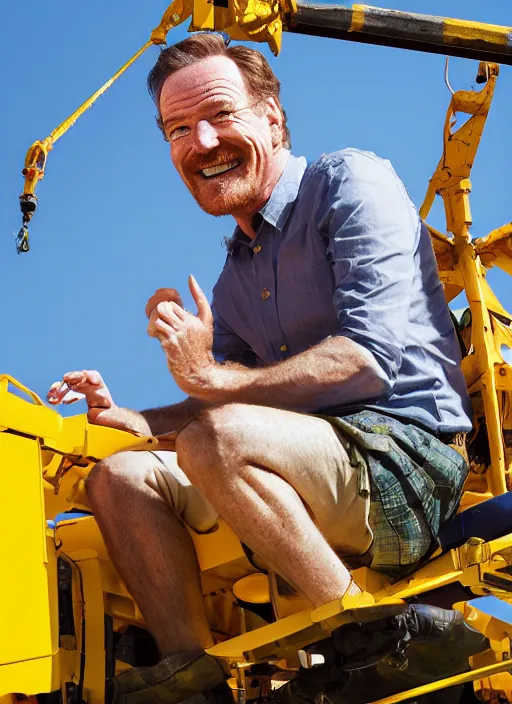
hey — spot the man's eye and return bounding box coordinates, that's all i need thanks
[169,126,190,142]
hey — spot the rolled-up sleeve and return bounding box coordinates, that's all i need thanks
[321,151,418,393]
[212,303,258,367]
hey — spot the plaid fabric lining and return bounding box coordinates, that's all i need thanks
[328,411,469,579]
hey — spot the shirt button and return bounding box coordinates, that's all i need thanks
[253,245,262,254]
[261,288,271,300]
[280,344,288,352]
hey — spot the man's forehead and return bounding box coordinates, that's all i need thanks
[160,55,248,107]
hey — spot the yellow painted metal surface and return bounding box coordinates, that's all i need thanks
[443,17,511,46]
[233,573,271,603]
[207,591,376,660]
[371,660,512,704]
[192,0,215,30]
[189,520,248,572]
[0,658,55,698]
[348,3,366,32]
[0,433,58,695]
[476,224,512,277]
[78,559,108,702]
[421,62,512,498]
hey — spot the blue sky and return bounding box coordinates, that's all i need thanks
[2,0,511,415]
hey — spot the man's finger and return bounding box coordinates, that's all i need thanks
[62,376,99,392]
[47,381,67,404]
[147,314,176,340]
[145,288,184,320]
[155,301,175,323]
[85,370,104,387]
[62,370,102,389]
[189,275,212,325]
[47,382,85,405]
[153,302,183,333]
[62,370,88,386]
[62,391,86,405]
[170,302,186,321]
[165,305,185,330]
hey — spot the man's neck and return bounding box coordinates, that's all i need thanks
[234,149,290,239]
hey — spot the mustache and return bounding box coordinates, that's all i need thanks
[185,151,243,172]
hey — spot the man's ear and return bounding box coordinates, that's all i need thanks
[265,96,284,148]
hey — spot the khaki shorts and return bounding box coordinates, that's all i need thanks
[149,434,373,560]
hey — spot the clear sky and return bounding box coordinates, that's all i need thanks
[2,0,511,416]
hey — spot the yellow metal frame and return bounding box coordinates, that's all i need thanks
[3,380,512,701]
[5,5,512,704]
[420,62,512,500]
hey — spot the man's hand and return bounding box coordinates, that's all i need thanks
[144,287,184,319]
[146,276,215,397]
[47,370,123,428]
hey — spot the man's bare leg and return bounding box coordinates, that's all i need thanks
[176,404,367,607]
[86,451,213,657]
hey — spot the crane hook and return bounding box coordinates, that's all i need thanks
[15,224,30,254]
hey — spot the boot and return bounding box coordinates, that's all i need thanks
[109,650,233,704]
[376,604,488,696]
[278,604,488,704]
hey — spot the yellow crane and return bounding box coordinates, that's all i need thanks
[3,3,512,703]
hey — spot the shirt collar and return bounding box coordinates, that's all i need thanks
[232,153,307,247]
[258,152,307,231]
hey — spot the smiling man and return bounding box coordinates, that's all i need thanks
[49,33,477,704]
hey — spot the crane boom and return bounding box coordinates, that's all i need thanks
[290,4,512,66]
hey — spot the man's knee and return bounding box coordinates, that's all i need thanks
[177,403,254,469]
[86,450,154,504]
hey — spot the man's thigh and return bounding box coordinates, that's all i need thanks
[186,404,373,558]
[148,450,219,534]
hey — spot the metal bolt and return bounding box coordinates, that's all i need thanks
[172,13,181,22]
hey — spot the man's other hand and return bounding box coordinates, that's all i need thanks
[47,370,120,427]
[145,287,184,319]
[146,276,215,397]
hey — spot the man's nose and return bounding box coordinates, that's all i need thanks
[193,120,220,152]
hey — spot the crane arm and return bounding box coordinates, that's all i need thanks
[290,4,512,66]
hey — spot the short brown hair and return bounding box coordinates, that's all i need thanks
[147,33,290,148]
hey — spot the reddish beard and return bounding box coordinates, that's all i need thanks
[192,169,261,216]
[183,155,262,216]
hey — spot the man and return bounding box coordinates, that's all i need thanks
[49,33,474,704]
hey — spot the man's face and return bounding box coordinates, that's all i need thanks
[159,55,281,217]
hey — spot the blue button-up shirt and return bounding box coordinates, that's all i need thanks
[212,149,472,435]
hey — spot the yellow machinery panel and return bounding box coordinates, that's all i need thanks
[0,432,59,695]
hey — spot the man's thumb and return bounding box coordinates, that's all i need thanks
[189,275,212,325]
